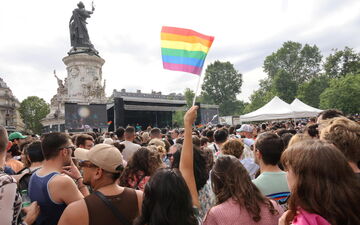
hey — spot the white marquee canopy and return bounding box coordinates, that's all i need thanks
[290,98,323,118]
[240,96,323,122]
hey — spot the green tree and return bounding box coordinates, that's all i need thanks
[272,70,297,103]
[242,77,275,114]
[259,41,323,104]
[172,111,185,127]
[19,96,50,134]
[243,88,275,114]
[201,61,243,115]
[320,74,360,114]
[184,88,195,108]
[263,41,322,83]
[233,100,247,115]
[297,75,329,108]
[323,47,360,79]
[220,100,247,116]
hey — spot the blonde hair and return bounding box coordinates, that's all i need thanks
[288,133,310,147]
[148,138,166,156]
[221,139,244,159]
[142,132,150,142]
[320,117,360,163]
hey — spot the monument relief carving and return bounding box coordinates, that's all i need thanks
[69,67,80,77]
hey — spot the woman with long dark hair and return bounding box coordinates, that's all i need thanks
[134,106,201,225]
[203,155,282,225]
[279,139,360,225]
[119,147,162,191]
[171,139,213,219]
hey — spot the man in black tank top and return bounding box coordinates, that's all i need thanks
[58,144,143,225]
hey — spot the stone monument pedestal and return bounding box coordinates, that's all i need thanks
[42,53,107,132]
[63,54,106,104]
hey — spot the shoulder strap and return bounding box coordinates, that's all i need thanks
[16,167,30,175]
[94,191,132,225]
[213,143,218,152]
[134,174,146,190]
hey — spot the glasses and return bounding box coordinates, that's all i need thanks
[166,153,174,158]
[59,146,76,151]
[79,160,98,168]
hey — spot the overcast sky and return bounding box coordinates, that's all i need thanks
[1,0,360,103]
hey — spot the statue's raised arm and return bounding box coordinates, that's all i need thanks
[91,1,95,12]
[53,70,64,88]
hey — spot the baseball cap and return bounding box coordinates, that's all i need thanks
[103,138,114,145]
[236,124,253,133]
[74,144,123,173]
[9,132,27,141]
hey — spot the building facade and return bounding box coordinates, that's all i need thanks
[0,78,25,132]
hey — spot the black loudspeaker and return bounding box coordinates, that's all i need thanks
[107,105,114,131]
[114,98,125,129]
[195,102,201,125]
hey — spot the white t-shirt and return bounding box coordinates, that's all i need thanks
[208,143,220,155]
[120,140,141,161]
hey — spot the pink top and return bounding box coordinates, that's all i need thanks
[203,198,283,225]
[292,209,330,225]
[126,171,150,191]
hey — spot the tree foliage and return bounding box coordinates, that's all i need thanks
[323,47,360,79]
[244,41,323,114]
[243,87,274,114]
[19,96,50,134]
[172,111,185,127]
[184,88,195,108]
[272,69,297,103]
[297,75,329,108]
[263,41,322,83]
[221,100,247,116]
[320,74,360,114]
[243,43,360,116]
[201,61,243,115]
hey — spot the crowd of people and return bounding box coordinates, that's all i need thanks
[0,107,359,225]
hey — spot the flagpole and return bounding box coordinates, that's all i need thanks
[192,73,202,106]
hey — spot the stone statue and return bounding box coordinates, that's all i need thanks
[54,70,67,95]
[54,70,64,89]
[69,1,98,54]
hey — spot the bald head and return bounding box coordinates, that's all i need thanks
[0,126,8,153]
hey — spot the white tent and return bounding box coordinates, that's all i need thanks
[290,98,323,118]
[240,96,324,122]
[240,96,295,122]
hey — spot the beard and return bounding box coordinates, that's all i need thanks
[82,178,91,186]
[63,156,72,167]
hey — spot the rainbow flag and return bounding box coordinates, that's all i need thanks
[161,26,214,75]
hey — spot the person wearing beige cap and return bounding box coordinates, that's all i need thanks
[58,144,143,225]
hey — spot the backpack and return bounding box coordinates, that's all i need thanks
[15,167,40,193]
